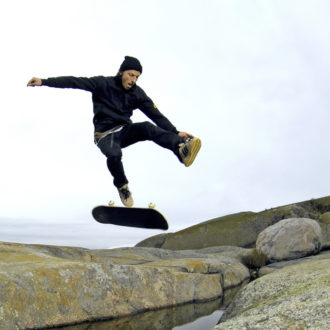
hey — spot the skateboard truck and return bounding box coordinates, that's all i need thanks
[108,201,156,209]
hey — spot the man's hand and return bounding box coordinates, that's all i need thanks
[27,77,42,87]
[178,131,194,141]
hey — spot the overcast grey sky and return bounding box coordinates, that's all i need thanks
[1,0,329,248]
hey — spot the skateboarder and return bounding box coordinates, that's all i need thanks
[27,56,201,207]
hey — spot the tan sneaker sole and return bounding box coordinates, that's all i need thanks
[183,138,201,167]
[121,197,134,208]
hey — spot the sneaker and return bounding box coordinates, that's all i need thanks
[178,137,202,167]
[117,184,134,207]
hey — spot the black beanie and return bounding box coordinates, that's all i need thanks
[119,56,143,73]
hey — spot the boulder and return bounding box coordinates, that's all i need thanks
[256,218,322,262]
[137,196,330,250]
[214,252,330,329]
[0,242,249,329]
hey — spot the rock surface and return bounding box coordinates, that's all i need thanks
[256,217,322,262]
[136,196,330,250]
[214,251,330,330]
[137,211,266,249]
[258,250,330,276]
[0,242,249,329]
[2,195,330,329]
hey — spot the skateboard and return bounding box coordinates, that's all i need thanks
[92,203,168,230]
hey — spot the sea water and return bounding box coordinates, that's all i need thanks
[49,299,224,329]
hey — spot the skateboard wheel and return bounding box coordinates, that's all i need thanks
[148,203,156,209]
[108,201,115,207]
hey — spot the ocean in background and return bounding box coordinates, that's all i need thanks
[0,217,166,249]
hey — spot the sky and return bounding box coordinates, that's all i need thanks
[1,0,330,248]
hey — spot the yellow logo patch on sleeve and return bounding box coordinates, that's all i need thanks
[153,103,158,110]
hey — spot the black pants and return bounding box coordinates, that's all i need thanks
[96,122,184,188]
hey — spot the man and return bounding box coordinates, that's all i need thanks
[27,56,201,207]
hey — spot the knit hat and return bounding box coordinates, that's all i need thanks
[119,56,143,73]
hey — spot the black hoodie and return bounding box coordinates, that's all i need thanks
[42,75,179,134]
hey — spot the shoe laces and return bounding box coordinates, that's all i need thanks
[180,139,192,157]
[119,186,131,200]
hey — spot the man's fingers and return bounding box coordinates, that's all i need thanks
[27,79,35,86]
[27,77,41,86]
[178,131,195,141]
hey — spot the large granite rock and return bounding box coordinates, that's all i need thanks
[0,241,249,329]
[214,251,330,329]
[256,217,322,262]
[137,196,330,250]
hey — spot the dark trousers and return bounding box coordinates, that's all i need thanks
[96,122,184,188]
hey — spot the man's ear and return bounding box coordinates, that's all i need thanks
[118,71,123,76]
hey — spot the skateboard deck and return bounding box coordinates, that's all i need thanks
[92,205,168,230]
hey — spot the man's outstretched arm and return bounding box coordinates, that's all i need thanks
[27,76,101,92]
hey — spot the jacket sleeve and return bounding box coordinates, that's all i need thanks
[137,88,179,134]
[41,76,103,92]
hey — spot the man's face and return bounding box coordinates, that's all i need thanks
[120,70,141,90]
